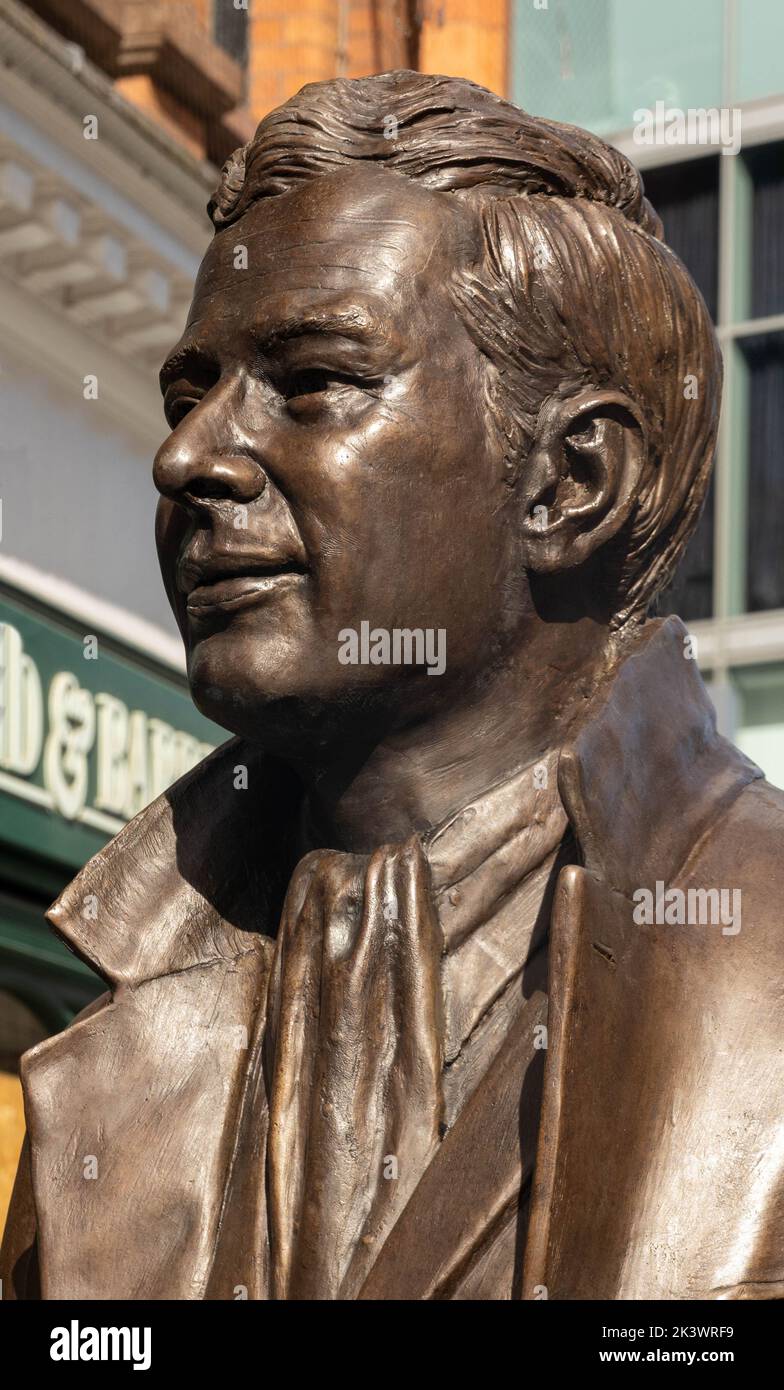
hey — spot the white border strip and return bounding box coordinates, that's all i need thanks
[0,554,185,672]
[688,611,784,669]
[610,95,784,168]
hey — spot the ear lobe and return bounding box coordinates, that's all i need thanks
[519,389,646,574]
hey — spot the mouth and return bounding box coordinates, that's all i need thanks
[182,559,309,615]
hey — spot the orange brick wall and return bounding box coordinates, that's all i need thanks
[420,0,508,97]
[345,0,412,78]
[31,1,510,170]
[116,74,207,160]
[249,0,342,115]
[249,0,508,118]
[188,0,211,28]
[0,1072,24,1239]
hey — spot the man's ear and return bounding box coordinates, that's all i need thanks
[518,389,647,573]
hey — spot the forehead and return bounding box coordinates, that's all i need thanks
[185,167,473,346]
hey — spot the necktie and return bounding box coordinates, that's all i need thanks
[263,754,567,1298]
[264,837,444,1299]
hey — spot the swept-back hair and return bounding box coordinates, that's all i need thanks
[207,71,721,623]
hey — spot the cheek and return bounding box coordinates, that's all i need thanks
[155,497,183,565]
[155,498,190,625]
[326,451,507,635]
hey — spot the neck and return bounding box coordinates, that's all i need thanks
[297,615,624,854]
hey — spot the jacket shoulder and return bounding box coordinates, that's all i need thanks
[749,776,784,819]
[719,776,784,862]
[683,774,784,959]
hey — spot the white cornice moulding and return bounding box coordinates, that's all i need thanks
[0,0,220,452]
[0,272,166,452]
[0,0,215,251]
[0,129,193,444]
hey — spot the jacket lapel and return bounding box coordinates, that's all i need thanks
[358,948,548,1300]
[22,739,298,1299]
[524,617,766,1299]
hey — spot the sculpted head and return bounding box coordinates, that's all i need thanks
[154,72,721,755]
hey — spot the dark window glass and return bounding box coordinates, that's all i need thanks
[656,475,715,621]
[214,0,249,66]
[744,331,784,612]
[744,142,784,320]
[642,156,719,323]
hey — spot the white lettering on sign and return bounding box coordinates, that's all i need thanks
[0,622,44,774]
[94,692,128,812]
[44,670,96,819]
[0,621,214,826]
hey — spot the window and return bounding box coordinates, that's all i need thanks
[734,665,784,789]
[641,157,719,321]
[737,0,784,105]
[643,157,720,622]
[213,0,249,67]
[511,0,723,137]
[743,331,784,613]
[745,143,784,321]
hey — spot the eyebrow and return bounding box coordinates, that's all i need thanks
[251,307,383,354]
[159,306,387,395]
[159,343,218,392]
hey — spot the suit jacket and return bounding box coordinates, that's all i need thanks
[2,616,783,1299]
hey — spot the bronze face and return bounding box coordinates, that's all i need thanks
[155,166,526,749]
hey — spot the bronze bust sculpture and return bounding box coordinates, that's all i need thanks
[3,71,783,1301]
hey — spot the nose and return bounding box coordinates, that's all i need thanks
[153,393,267,508]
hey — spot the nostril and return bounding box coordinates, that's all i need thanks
[201,455,268,503]
[186,477,234,502]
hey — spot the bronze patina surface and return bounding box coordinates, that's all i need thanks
[2,71,782,1301]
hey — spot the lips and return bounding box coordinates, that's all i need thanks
[179,555,309,614]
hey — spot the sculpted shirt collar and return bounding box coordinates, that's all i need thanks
[45,615,759,994]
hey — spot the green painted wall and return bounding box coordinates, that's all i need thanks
[0,581,226,1022]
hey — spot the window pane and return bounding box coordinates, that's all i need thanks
[511,0,723,136]
[734,665,784,791]
[656,476,715,621]
[743,332,784,612]
[642,156,719,322]
[214,0,249,65]
[737,0,784,104]
[744,142,784,320]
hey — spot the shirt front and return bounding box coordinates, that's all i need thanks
[263,751,568,1298]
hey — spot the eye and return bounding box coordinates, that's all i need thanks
[284,368,339,401]
[282,367,379,420]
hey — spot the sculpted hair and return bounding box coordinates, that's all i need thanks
[208,71,722,624]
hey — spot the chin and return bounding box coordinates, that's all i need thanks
[188,645,354,745]
[187,642,426,757]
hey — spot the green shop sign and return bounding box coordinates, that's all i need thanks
[0,583,223,873]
